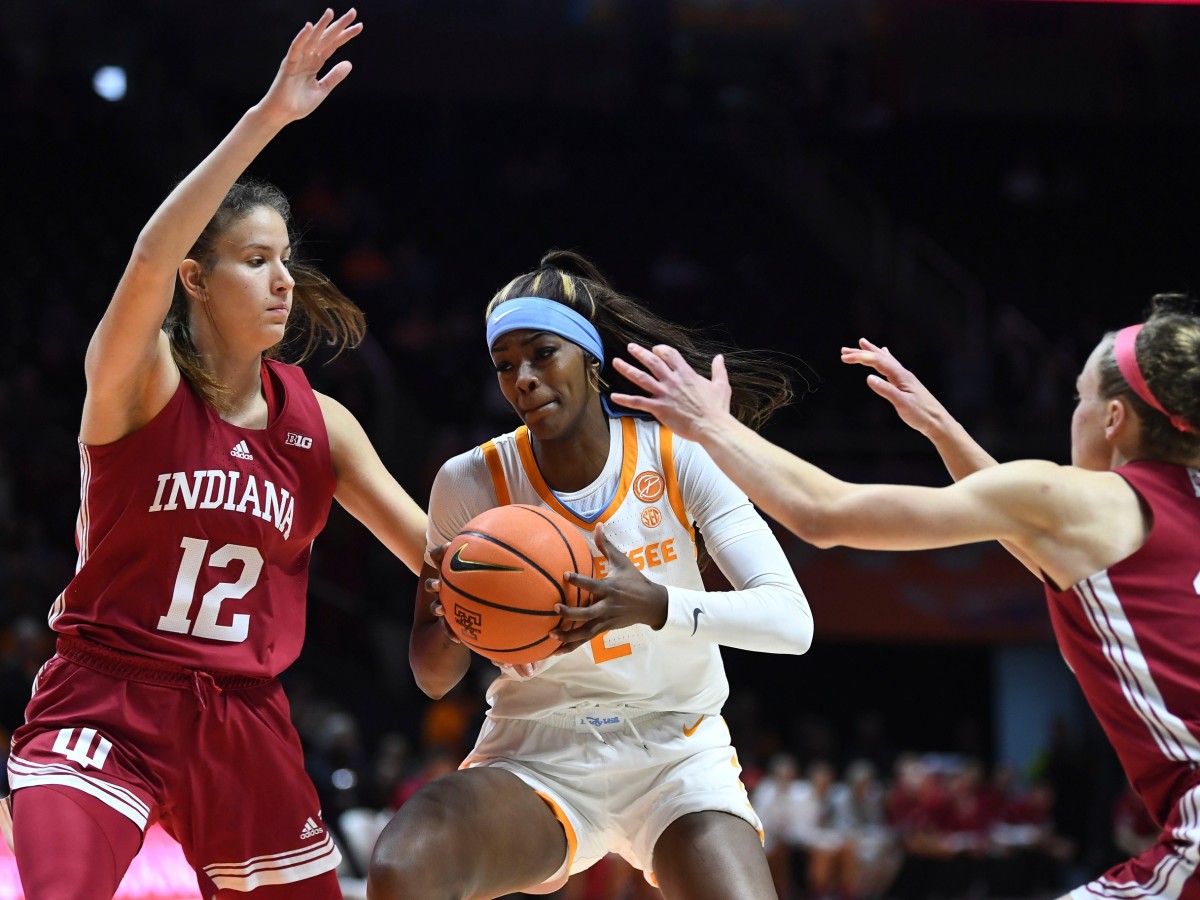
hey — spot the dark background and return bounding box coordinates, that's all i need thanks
[2,0,1198,888]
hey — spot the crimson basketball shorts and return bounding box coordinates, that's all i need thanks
[1071,781,1200,899]
[6,638,340,894]
[460,707,764,888]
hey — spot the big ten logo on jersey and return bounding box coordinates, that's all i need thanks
[285,431,313,450]
[594,538,678,577]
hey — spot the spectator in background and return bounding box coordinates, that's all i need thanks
[941,758,993,856]
[884,753,936,844]
[790,759,858,900]
[884,755,958,899]
[751,753,810,898]
[831,759,903,899]
[988,769,1073,897]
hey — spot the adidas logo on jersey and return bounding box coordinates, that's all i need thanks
[299,817,324,840]
[230,440,254,460]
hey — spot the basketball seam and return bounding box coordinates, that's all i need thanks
[443,588,561,617]
[517,505,591,611]
[455,527,567,606]
[459,633,553,654]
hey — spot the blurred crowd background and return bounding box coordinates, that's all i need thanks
[4,1,1200,897]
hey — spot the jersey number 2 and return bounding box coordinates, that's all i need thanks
[156,537,262,643]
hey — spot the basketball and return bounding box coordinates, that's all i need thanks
[439,504,594,665]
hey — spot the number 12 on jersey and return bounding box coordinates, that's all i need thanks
[157,537,263,643]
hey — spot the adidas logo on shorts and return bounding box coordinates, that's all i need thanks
[299,817,324,840]
[230,440,254,460]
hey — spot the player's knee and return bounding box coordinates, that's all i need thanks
[367,781,476,899]
[367,846,466,900]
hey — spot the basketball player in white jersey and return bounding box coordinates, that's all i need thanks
[367,249,814,899]
[614,294,1200,900]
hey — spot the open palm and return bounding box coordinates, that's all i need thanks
[260,8,362,124]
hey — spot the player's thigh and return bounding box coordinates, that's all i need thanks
[14,784,144,900]
[652,810,777,900]
[370,766,568,897]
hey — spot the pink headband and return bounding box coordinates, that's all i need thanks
[1113,324,1196,434]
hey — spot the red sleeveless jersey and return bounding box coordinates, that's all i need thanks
[48,359,335,678]
[1045,460,1200,825]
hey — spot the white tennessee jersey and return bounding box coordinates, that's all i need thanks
[427,416,810,720]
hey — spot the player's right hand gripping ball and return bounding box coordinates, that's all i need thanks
[439,504,594,664]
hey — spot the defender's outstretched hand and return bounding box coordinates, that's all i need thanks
[840,338,951,437]
[259,8,363,125]
[842,339,1026,576]
[611,343,735,442]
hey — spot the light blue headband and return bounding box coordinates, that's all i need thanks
[485,296,605,365]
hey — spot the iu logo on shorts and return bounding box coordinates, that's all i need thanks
[52,727,112,770]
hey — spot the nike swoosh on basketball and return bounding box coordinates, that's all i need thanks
[447,544,522,574]
[683,715,706,737]
[690,607,704,636]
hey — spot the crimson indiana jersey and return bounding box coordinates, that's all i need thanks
[48,359,335,678]
[1046,461,1200,825]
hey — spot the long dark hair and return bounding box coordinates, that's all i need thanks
[487,249,795,431]
[1098,293,1200,460]
[164,177,366,410]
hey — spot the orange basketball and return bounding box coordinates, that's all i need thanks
[439,504,594,665]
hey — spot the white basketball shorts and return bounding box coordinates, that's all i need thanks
[461,706,764,888]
